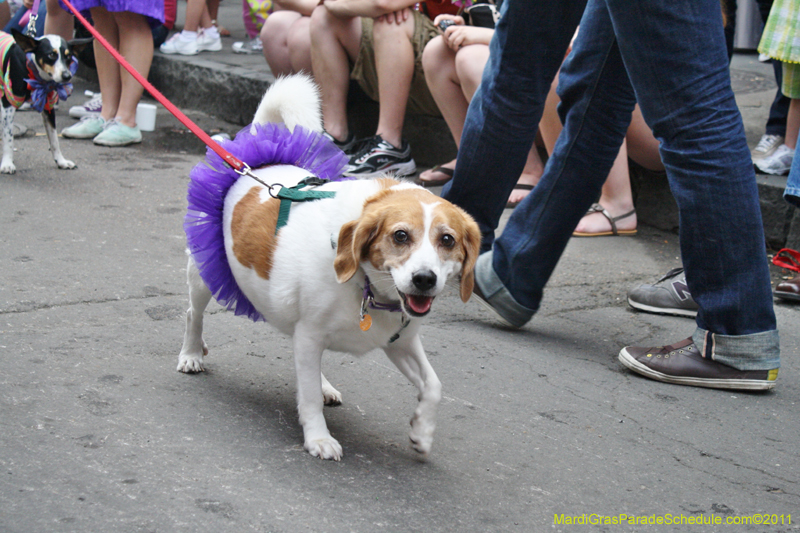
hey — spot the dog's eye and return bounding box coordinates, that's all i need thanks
[441,234,455,248]
[47,52,58,62]
[393,230,409,244]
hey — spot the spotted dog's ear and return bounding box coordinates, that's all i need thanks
[457,208,482,303]
[11,29,38,53]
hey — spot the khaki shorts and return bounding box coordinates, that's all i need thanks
[351,10,441,117]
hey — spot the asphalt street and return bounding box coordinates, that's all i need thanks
[0,77,798,533]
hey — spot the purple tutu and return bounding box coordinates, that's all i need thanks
[185,123,349,322]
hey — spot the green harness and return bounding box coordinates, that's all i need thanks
[274,177,336,234]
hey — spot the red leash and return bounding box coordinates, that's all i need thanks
[60,0,249,173]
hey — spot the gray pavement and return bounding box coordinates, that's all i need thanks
[0,10,799,533]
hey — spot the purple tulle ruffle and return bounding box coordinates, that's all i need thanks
[185,123,349,322]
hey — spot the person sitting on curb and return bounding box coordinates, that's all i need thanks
[310,0,450,177]
[418,12,544,207]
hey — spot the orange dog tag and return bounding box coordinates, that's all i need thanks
[359,314,372,331]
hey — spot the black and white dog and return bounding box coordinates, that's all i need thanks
[0,29,92,174]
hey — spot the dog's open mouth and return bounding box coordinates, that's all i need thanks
[399,292,435,317]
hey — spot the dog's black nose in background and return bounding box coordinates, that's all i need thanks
[412,270,437,292]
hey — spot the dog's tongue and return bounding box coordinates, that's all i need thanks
[407,295,433,314]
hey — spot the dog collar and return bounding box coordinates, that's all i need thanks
[359,275,409,342]
[24,53,77,112]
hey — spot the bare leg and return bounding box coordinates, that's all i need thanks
[418,37,477,183]
[113,11,153,127]
[309,6,361,142]
[91,7,122,123]
[287,16,312,74]
[262,11,301,76]
[573,139,637,235]
[371,10,415,148]
[626,105,663,171]
[44,0,74,40]
[785,98,800,150]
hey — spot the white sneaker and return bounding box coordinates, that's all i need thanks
[755,144,794,175]
[196,28,222,52]
[751,133,784,162]
[68,91,102,119]
[159,33,189,55]
[232,38,262,54]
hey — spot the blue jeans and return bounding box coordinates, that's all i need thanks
[443,0,779,371]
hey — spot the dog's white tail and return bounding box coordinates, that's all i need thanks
[252,74,322,133]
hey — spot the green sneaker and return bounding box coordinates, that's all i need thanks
[61,116,106,139]
[92,120,142,147]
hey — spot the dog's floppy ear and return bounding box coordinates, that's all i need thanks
[458,208,482,302]
[68,37,94,54]
[334,220,360,283]
[334,214,382,283]
[11,29,38,53]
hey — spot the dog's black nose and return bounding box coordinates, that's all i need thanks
[412,270,437,292]
[62,72,72,82]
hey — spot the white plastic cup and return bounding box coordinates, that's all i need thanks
[136,103,157,132]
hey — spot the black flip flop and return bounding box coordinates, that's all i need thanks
[414,165,455,187]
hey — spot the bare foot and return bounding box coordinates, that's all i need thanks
[573,204,637,236]
[415,159,456,187]
[506,170,540,207]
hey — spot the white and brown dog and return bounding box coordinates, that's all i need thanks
[178,75,481,460]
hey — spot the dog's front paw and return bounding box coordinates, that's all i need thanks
[177,353,205,373]
[1,161,16,174]
[409,414,435,455]
[56,158,77,170]
[305,436,343,461]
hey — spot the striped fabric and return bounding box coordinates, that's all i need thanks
[0,32,27,109]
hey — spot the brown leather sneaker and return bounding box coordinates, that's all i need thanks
[774,274,800,301]
[619,338,778,390]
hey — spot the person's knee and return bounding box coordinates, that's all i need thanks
[422,35,447,75]
[261,12,291,48]
[371,11,414,43]
[310,4,335,36]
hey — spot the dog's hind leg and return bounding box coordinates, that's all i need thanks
[42,108,76,170]
[384,334,442,456]
[1,104,16,174]
[320,373,342,405]
[294,324,343,460]
[177,256,212,373]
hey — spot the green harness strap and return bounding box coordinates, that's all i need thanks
[275,178,337,234]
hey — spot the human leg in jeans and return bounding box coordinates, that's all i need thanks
[440,0,586,249]
[450,0,779,388]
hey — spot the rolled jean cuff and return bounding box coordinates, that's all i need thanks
[692,328,780,371]
[784,187,800,208]
[475,252,536,328]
